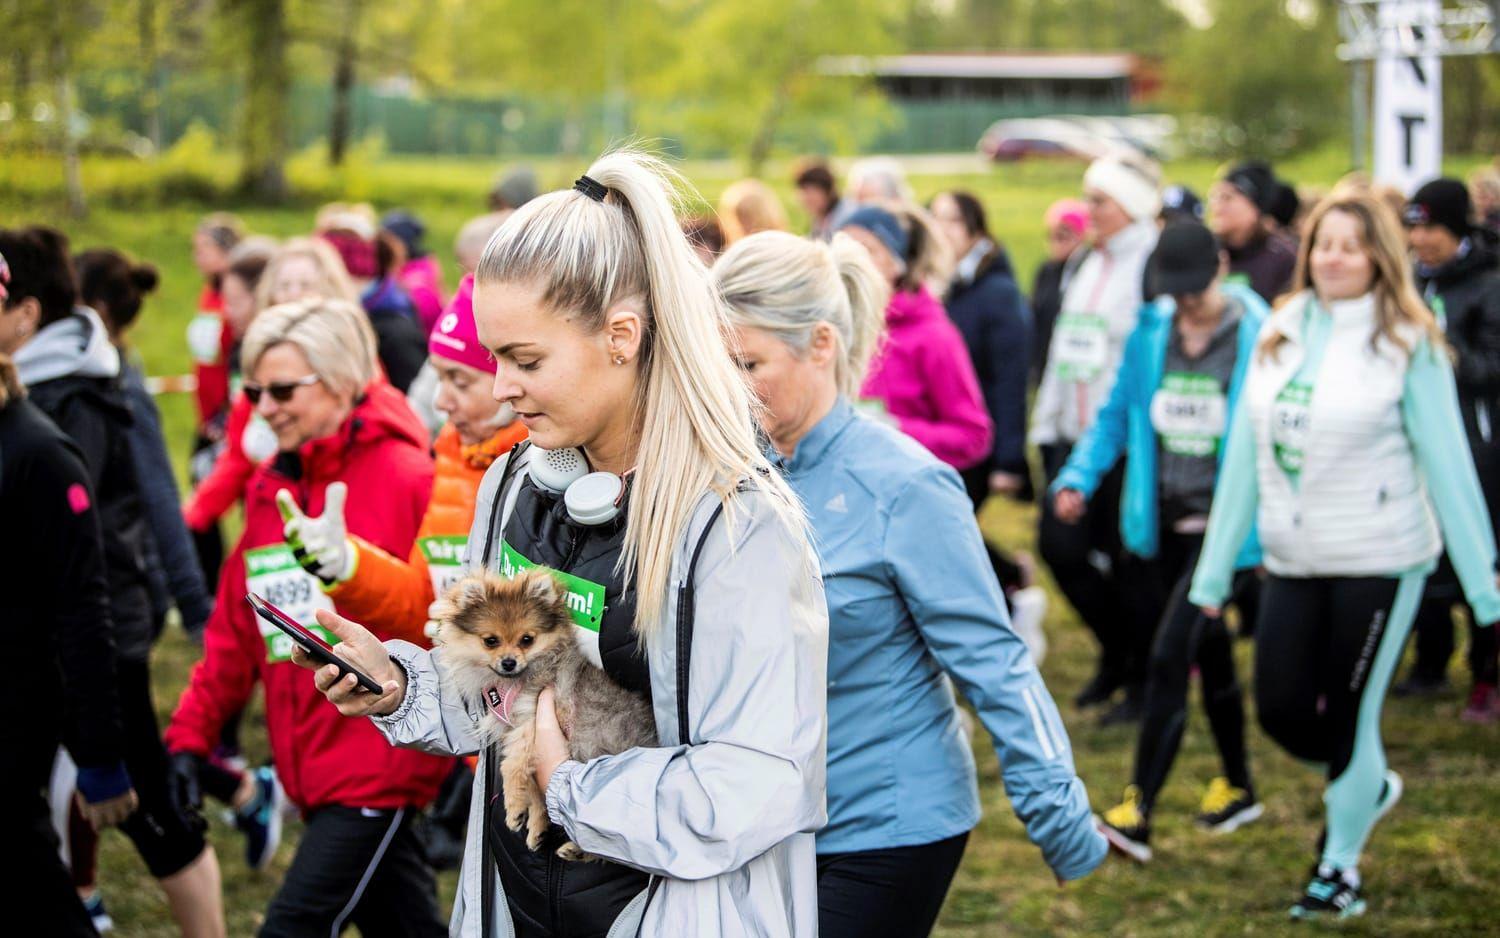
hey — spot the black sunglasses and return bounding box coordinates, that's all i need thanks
[244,374,319,405]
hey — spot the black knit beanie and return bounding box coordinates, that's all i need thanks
[1403,178,1472,240]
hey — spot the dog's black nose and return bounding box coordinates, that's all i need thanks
[500,658,518,672]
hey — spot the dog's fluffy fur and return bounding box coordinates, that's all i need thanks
[432,569,657,859]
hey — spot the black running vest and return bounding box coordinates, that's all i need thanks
[479,449,650,937]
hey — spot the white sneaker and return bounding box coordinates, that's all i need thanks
[1008,586,1049,665]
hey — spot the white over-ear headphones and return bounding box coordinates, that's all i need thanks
[528,446,626,526]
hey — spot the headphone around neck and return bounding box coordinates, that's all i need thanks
[527,446,626,526]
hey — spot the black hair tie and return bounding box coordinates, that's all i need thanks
[574,175,607,202]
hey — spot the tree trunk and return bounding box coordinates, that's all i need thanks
[48,32,86,218]
[746,75,791,178]
[139,0,163,153]
[328,0,361,166]
[237,0,289,201]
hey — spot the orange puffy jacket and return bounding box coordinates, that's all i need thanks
[329,420,528,641]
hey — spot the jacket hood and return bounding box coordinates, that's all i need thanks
[886,285,946,326]
[13,306,120,386]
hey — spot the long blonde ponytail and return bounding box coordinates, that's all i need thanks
[475,149,808,638]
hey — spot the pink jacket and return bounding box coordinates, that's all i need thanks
[398,255,447,335]
[860,286,994,470]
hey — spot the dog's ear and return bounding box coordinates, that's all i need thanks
[525,570,561,605]
[430,596,458,625]
[457,575,492,610]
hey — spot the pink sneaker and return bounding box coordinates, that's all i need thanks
[1461,682,1500,724]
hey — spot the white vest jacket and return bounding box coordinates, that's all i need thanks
[1244,291,1440,576]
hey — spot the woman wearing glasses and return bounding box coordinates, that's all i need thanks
[163,298,454,937]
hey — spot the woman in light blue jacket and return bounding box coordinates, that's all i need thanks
[1050,223,1268,863]
[294,151,829,937]
[716,230,1106,938]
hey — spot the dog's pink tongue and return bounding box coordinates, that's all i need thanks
[483,681,522,726]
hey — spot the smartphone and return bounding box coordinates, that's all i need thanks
[246,592,386,694]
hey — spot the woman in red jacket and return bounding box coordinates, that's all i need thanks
[164,297,450,938]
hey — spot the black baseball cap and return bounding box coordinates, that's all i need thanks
[1148,222,1222,297]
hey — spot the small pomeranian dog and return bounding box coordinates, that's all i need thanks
[432,569,657,858]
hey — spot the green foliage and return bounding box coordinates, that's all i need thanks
[285,132,388,200]
[1167,0,1348,158]
[652,0,902,173]
[154,122,235,200]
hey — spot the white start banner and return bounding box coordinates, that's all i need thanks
[1373,0,1443,195]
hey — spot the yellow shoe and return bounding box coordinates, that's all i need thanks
[1096,786,1151,862]
[1196,777,1262,832]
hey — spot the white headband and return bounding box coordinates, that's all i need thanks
[1085,157,1161,223]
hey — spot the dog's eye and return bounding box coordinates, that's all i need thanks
[482,635,500,649]
[519,635,534,648]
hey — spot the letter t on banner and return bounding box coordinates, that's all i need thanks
[1373,0,1443,194]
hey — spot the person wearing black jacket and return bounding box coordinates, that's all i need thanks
[931,190,1030,504]
[0,227,227,937]
[1209,161,1298,303]
[1395,180,1500,720]
[75,248,214,640]
[0,273,136,936]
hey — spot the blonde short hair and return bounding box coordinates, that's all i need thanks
[256,237,359,311]
[717,179,789,245]
[240,298,378,400]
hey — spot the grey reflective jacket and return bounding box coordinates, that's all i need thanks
[374,451,829,936]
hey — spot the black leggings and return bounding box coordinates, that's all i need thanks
[1130,531,1252,815]
[1408,553,1499,685]
[114,658,208,879]
[260,805,445,938]
[817,832,969,938]
[1038,445,1145,683]
[1254,572,1424,871]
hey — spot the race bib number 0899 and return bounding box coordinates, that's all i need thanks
[245,543,336,662]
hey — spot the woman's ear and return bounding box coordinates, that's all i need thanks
[10,296,42,337]
[602,302,644,364]
[807,321,840,368]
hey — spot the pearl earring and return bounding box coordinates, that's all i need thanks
[613,355,625,365]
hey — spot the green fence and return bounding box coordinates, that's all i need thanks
[72,73,1132,157]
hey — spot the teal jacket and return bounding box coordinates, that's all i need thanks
[1051,283,1267,566]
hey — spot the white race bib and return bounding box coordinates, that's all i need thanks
[245,542,336,662]
[1053,313,1110,382]
[419,535,468,602]
[186,312,224,365]
[1150,372,1228,457]
[1271,380,1314,475]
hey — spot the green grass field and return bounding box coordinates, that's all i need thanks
[9,149,1500,936]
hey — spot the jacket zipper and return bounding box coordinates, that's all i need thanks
[548,842,563,934]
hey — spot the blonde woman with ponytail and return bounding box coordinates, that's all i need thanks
[297,151,829,937]
[718,231,1106,938]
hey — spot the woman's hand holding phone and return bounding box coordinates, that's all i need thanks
[291,608,407,717]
